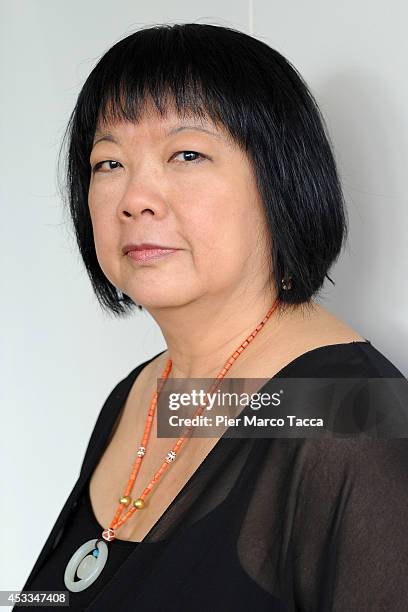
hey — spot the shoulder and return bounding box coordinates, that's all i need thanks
[277,339,405,378]
[258,302,405,379]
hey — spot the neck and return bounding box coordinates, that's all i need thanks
[145,290,302,379]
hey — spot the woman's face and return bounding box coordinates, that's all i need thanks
[88,107,271,310]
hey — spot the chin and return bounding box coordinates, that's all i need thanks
[130,293,194,310]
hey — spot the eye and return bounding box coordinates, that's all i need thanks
[91,160,122,173]
[172,151,206,164]
[91,151,207,174]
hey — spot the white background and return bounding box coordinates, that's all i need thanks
[2,0,407,599]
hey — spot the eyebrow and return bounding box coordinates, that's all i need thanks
[92,124,225,147]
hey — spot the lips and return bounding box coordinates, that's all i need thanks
[126,247,179,263]
[122,242,178,255]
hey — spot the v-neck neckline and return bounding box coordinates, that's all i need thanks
[87,340,371,546]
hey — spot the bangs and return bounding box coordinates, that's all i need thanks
[75,24,252,155]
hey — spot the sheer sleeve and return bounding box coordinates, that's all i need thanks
[291,437,408,611]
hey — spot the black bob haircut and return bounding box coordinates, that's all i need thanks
[59,22,348,318]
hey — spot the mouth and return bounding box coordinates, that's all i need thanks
[122,242,179,253]
[124,245,180,263]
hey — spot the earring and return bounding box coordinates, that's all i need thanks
[281,275,293,291]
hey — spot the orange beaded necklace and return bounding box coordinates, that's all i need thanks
[64,298,279,592]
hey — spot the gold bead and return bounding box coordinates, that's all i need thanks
[133,497,145,509]
[119,495,131,507]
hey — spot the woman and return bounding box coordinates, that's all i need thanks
[16,23,407,611]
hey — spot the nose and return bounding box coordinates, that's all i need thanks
[117,177,167,220]
[121,203,155,218]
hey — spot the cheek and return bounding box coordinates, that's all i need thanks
[88,200,121,282]
[181,178,263,278]
[89,184,115,237]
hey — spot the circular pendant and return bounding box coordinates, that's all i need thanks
[64,538,108,592]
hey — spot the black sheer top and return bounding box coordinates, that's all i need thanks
[15,340,408,611]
